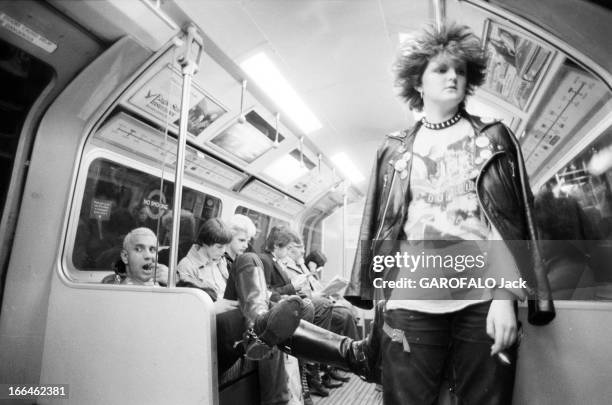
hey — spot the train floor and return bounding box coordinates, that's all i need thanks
[312,374,382,405]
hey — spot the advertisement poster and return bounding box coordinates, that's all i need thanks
[482,20,554,110]
[128,64,227,136]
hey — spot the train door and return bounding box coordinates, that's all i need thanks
[0,1,222,402]
[0,0,104,307]
[0,35,53,303]
[0,1,107,391]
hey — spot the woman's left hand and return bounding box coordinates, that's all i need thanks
[486,299,517,356]
[214,298,239,314]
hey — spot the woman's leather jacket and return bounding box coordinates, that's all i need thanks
[344,113,555,325]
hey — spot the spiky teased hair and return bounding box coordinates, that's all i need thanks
[394,23,487,111]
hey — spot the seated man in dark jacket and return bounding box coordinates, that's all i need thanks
[257,227,336,397]
[284,236,356,389]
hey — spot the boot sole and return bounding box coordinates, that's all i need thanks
[245,341,274,361]
[259,296,302,345]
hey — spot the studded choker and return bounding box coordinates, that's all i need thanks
[421,111,463,130]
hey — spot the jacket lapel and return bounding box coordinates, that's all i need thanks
[272,257,290,284]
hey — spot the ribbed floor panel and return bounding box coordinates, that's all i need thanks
[312,375,382,405]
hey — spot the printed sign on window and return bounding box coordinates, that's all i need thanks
[89,199,113,221]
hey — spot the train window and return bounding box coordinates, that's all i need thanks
[520,48,612,301]
[535,129,612,301]
[72,158,221,271]
[234,206,289,254]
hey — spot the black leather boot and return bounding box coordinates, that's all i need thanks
[280,301,384,383]
[234,253,304,355]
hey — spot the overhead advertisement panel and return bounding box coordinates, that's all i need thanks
[209,110,285,164]
[93,112,247,189]
[127,64,228,137]
[240,180,303,216]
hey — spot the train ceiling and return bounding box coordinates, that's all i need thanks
[47,0,612,195]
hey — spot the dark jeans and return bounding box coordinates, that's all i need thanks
[382,302,517,405]
[331,306,359,339]
[216,308,245,375]
[307,295,333,330]
[216,297,317,376]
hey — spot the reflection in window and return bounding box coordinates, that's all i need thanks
[234,206,289,254]
[535,128,612,300]
[73,158,221,271]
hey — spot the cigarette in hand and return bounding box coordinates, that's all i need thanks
[497,351,511,365]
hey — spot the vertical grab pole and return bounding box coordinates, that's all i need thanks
[342,181,348,279]
[167,25,203,287]
[432,0,446,33]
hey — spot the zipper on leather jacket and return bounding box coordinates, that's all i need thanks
[475,150,505,231]
[509,160,515,178]
[374,169,396,241]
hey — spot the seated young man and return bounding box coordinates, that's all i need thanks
[304,249,359,339]
[223,219,313,345]
[177,217,233,301]
[284,236,357,388]
[222,214,256,301]
[175,216,306,383]
[223,225,316,404]
[115,227,169,286]
[224,227,387,399]
[212,214,259,374]
[175,217,249,374]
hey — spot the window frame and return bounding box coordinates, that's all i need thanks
[63,147,224,283]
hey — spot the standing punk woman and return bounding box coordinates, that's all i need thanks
[343,22,555,404]
[239,22,556,405]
